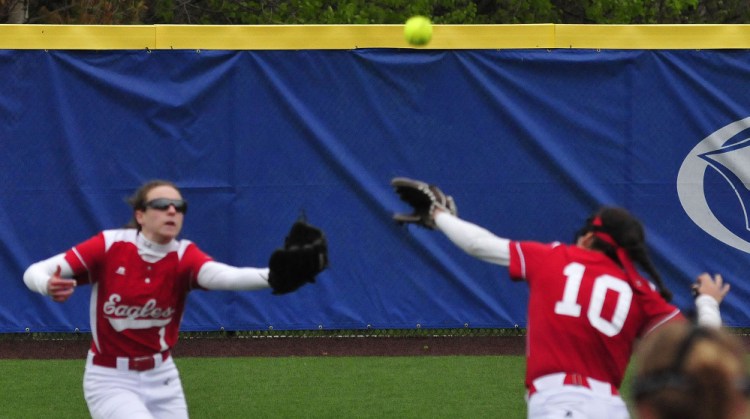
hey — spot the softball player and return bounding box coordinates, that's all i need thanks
[23,180,323,419]
[431,206,729,418]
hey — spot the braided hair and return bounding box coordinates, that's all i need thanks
[575,207,673,301]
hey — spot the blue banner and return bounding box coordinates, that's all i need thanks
[1,49,749,332]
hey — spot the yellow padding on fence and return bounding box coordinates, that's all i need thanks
[556,24,750,49]
[157,24,555,50]
[1,24,749,50]
[0,24,155,50]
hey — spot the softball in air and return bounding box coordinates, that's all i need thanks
[404,15,433,46]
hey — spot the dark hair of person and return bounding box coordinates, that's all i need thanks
[124,180,181,230]
[575,206,672,301]
[632,324,749,419]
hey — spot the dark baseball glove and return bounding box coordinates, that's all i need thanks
[391,177,457,229]
[268,219,328,295]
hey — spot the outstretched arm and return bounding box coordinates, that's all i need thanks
[434,210,511,266]
[24,253,77,302]
[199,219,328,294]
[693,273,730,328]
[197,261,271,291]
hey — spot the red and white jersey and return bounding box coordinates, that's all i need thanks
[64,229,213,358]
[508,240,682,388]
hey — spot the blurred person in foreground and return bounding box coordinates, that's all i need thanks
[632,323,750,419]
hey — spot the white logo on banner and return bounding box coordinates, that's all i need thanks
[677,116,750,253]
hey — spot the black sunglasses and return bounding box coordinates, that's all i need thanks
[144,198,188,214]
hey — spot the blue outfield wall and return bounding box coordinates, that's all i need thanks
[1,48,749,332]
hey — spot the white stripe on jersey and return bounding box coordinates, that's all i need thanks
[515,241,526,278]
[643,309,681,336]
[90,282,101,353]
[72,247,89,271]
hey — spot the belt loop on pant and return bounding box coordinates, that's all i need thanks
[563,373,589,388]
[528,373,619,397]
[90,350,170,372]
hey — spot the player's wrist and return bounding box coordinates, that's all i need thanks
[695,293,720,306]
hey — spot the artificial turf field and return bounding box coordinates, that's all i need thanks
[1,356,534,418]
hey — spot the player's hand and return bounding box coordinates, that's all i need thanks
[47,266,76,303]
[692,273,730,303]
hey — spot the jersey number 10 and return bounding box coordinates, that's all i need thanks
[554,262,633,337]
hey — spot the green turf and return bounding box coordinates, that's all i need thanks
[1,359,88,418]
[0,356,527,418]
[182,356,527,418]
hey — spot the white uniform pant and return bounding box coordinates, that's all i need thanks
[83,351,188,419]
[526,373,630,419]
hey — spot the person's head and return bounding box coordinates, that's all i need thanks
[127,180,187,244]
[633,323,749,419]
[574,206,672,301]
[575,207,645,250]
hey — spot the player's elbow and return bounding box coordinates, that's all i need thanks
[463,240,487,257]
[23,262,47,294]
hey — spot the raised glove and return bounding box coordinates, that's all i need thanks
[391,177,457,229]
[268,219,328,295]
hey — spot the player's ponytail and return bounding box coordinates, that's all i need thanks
[584,207,673,301]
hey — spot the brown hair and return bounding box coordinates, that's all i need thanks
[633,323,748,419]
[124,179,181,229]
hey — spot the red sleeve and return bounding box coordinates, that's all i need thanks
[180,243,213,289]
[508,240,555,282]
[634,282,685,336]
[64,233,106,283]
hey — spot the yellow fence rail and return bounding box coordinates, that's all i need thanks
[1,24,750,50]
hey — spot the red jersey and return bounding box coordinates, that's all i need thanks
[508,240,681,388]
[64,229,212,358]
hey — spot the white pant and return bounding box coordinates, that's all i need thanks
[527,373,630,419]
[83,351,188,419]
